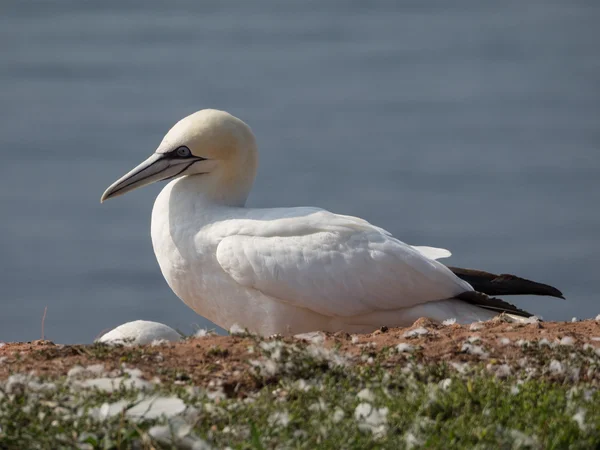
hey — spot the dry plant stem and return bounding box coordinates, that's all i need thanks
[41,306,47,340]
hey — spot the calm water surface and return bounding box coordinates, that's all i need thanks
[1,1,599,343]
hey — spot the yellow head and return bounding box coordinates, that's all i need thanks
[101,109,258,205]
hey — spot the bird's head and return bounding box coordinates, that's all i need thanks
[101,109,258,205]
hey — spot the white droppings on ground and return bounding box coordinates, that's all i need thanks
[361,355,375,364]
[5,374,56,394]
[249,357,277,376]
[439,379,452,390]
[351,335,360,344]
[271,387,287,400]
[583,343,596,352]
[559,336,575,346]
[80,377,150,392]
[332,407,345,423]
[126,396,187,421]
[357,388,375,402]
[450,362,470,374]
[294,331,325,345]
[268,411,291,428]
[517,358,530,369]
[207,388,227,402]
[251,340,348,378]
[294,379,311,392]
[123,367,144,379]
[538,338,552,347]
[88,400,130,420]
[292,430,308,440]
[149,417,211,449]
[403,327,429,338]
[67,364,105,379]
[306,344,349,368]
[229,324,246,335]
[400,362,414,374]
[487,364,511,378]
[308,398,328,412]
[354,403,388,438]
[67,364,156,392]
[194,329,213,338]
[549,360,564,375]
[461,343,489,359]
[498,337,511,346]
[442,318,456,326]
[259,341,284,361]
[508,429,538,448]
[469,322,483,331]
[572,409,587,431]
[498,337,510,346]
[404,431,422,449]
[396,343,414,353]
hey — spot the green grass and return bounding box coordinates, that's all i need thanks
[1,337,599,449]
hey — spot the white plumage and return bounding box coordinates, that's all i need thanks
[101,109,504,336]
[214,210,470,317]
[97,320,181,345]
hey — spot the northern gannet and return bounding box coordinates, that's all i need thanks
[101,110,563,335]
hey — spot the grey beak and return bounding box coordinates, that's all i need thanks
[101,153,194,202]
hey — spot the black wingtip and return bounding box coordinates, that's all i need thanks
[500,276,564,299]
[551,288,566,300]
[448,267,564,299]
[455,290,533,318]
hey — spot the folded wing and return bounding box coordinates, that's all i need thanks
[216,209,472,317]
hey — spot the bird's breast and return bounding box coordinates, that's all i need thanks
[150,182,230,321]
[151,185,202,290]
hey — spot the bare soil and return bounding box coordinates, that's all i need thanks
[2,318,599,391]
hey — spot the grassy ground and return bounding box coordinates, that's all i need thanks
[1,319,600,449]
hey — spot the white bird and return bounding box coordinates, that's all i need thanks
[101,110,563,335]
[97,320,181,345]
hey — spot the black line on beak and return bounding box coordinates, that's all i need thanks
[163,160,199,181]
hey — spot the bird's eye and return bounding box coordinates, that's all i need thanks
[175,146,191,157]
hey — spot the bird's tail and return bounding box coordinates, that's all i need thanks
[448,267,564,299]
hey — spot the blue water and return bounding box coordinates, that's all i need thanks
[1,1,599,343]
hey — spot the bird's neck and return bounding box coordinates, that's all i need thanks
[172,170,253,208]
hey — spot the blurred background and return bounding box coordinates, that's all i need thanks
[1,1,598,343]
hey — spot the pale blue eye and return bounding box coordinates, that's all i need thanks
[176,146,191,157]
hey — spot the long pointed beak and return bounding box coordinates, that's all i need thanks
[101,153,192,202]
